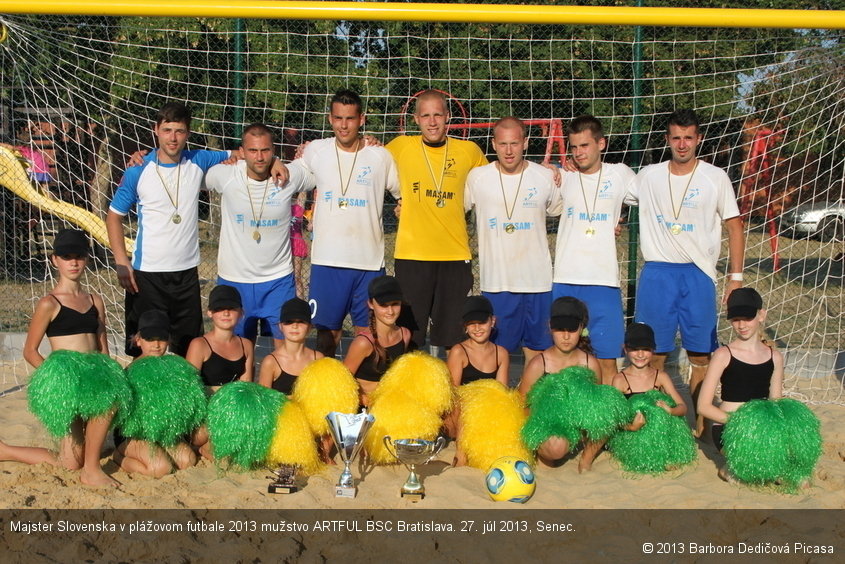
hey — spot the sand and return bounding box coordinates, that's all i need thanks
[1,370,842,511]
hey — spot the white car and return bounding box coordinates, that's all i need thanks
[780,200,845,242]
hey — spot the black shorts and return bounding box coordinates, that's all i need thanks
[124,267,202,357]
[394,259,473,348]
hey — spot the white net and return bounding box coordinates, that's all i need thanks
[0,14,842,401]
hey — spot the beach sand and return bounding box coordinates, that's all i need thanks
[1,368,842,511]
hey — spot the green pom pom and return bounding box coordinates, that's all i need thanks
[28,351,131,438]
[121,355,207,446]
[207,381,285,469]
[76,353,131,425]
[522,366,630,450]
[608,390,696,474]
[723,398,822,492]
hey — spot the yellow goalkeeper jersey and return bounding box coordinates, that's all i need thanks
[387,135,487,261]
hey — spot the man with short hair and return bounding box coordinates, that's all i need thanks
[553,115,637,384]
[298,89,401,357]
[204,123,314,345]
[631,108,744,436]
[107,102,232,357]
[465,117,561,362]
[387,90,488,350]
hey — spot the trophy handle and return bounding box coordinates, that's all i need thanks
[426,435,447,463]
[382,436,399,462]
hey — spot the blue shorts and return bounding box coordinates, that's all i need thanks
[483,291,552,353]
[552,283,624,360]
[634,262,718,354]
[309,265,384,331]
[219,274,295,340]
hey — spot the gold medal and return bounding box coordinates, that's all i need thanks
[338,199,348,209]
[504,223,516,234]
[436,197,446,208]
[253,230,261,242]
[171,213,182,224]
[585,227,596,236]
[670,223,683,235]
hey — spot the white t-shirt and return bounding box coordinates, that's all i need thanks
[632,160,740,281]
[109,149,229,272]
[205,160,313,283]
[466,161,561,293]
[554,162,637,288]
[300,138,400,270]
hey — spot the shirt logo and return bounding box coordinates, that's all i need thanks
[356,166,372,186]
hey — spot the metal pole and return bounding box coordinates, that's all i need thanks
[233,18,245,141]
[626,0,643,320]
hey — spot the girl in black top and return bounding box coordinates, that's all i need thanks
[611,322,687,433]
[4,229,121,488]
[447,295,509,387]
[698,288,783,456]
[186,285,254,460]
[258,298,323,395]
[344,276,413,406]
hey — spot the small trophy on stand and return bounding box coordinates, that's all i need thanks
[383,436,446,502]
[267,464,298,494]
[326,410,375,498]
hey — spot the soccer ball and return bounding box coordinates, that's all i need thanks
[485,456,536,503]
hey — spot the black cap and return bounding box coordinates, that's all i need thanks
[280,297,312,324]
[727,288,763,320]
[208,284,242,311]
[625,322,656,350]
[462,295,493,324]
[53,228,90,256]
[549,296,589,331]
[137,309,170,341]
[368,275,403,305]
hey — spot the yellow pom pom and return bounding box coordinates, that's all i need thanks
[266,401,323,476]
[364,391,442,465]
[458,380,532,470]
[292,358,359,436]
[369,351,454,415]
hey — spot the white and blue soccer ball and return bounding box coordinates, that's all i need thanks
[485,456,536,503]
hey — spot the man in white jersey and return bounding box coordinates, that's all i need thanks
[631,108,744,436]
[107,102,232,357]
[465,117,561,363]
[297,89,401,357]
[553,115,637,384]
[204,123,314,345]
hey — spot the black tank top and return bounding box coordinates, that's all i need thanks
[45,294,99,337]
[200,337,247,387]
[355,333,412,383]
[459,343,499,384]
[621,369,660,399]
[540,350,589,377]
[720,346,773,402]
[269,350,317,395]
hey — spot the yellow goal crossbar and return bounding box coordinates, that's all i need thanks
[1,1,844,30]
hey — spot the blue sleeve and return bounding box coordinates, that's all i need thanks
[109,165,144,214]
[187,149,230,172]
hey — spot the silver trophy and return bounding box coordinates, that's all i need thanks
[383,436,446,502]
[326,411,375,498]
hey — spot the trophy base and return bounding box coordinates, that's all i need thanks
[335,486,357,499]
[401,490,424,502]
[268,483,298,494]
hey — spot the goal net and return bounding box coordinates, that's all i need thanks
[0,10,842,402]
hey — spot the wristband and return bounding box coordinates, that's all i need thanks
[729,273,743,282]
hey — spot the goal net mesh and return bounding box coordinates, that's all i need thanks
[0,14,842,402]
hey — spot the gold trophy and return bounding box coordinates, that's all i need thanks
[383,436,446,502]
